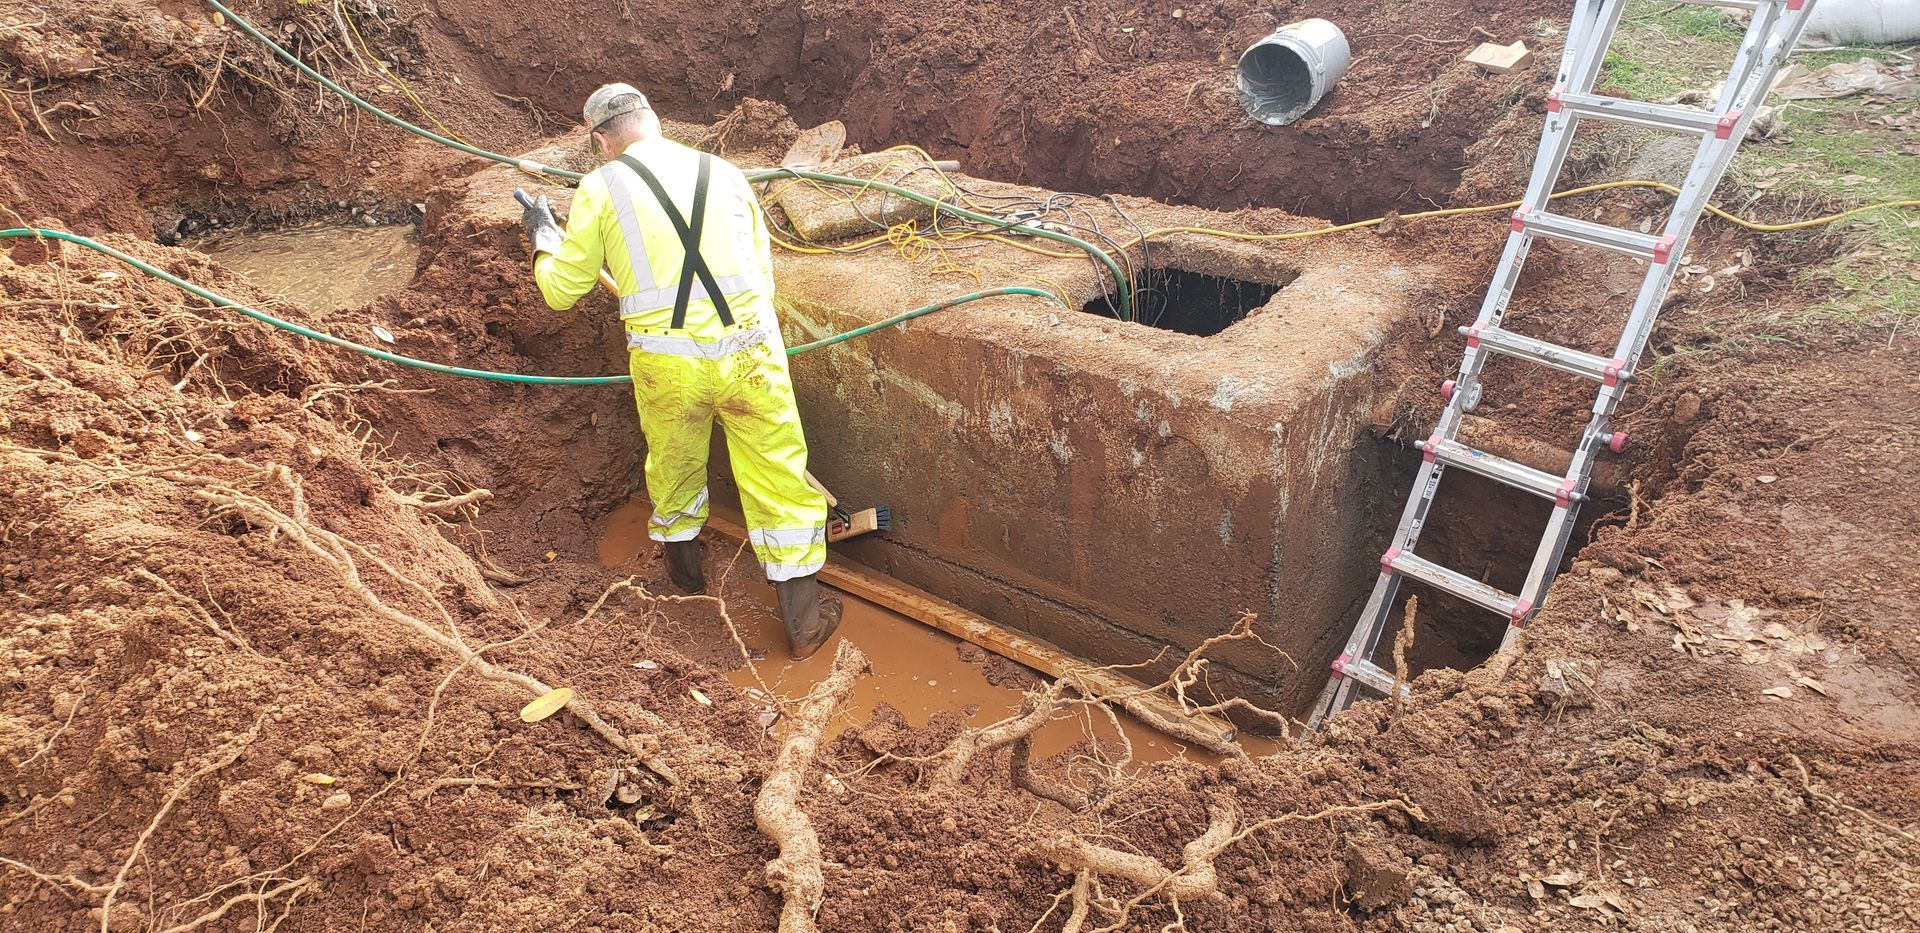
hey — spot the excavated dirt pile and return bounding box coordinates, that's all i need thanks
[4,0,1919,930]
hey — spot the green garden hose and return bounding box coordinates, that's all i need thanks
[0,228,1059,385]
[198,0,1133,319]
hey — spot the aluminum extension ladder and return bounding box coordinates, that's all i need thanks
[1306,0,1816,728]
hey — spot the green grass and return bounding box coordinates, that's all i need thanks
[1601,0,1920,324]
[1601,3,1745,99]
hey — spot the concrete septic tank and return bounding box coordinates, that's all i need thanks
[442,149,1435,721]
[765,182,1435,719]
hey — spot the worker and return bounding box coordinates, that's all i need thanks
[518,83,840,660]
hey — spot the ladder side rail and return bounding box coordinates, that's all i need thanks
[1504,3,1818,630]
[1608,4,1813,376]
[1713,1,1789,118]
[1315,454,1447,722]
[1310,0,1632,726]
[1309,0,1820,726]
[1559,0,1632,96]
[1552,0,1604,84]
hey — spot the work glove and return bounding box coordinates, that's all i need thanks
[516,190,564,256]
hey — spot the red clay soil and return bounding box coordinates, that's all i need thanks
[1,0,1552,232]
[5,0,1920,930]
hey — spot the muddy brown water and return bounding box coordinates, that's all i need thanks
[599,497,1280,764]
[189,222,419,314]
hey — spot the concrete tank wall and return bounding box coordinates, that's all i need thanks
[763,202,1433,717]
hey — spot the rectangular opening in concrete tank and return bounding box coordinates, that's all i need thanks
[1080,267,1291,336]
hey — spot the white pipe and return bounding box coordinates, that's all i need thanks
[1236,18,1352,126]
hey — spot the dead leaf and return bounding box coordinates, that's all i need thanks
[1794,675,1831,696]
[520,686,574,722]
[690,687,712,706]
[1757,475,1778,484]
[631,659,659,671]
[303,773,336,785]
[1762,685,1793,699]
[544,550,558,562]
[1541,871,1585,887]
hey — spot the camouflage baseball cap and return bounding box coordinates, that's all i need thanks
[583,83,650,130]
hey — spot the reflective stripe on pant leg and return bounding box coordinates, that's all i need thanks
[748,525,827,581]
[715,342,829,581]
[629,348,718,542]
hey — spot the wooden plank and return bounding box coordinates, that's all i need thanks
[703,515,1235,743]
[1467,40,1534,74]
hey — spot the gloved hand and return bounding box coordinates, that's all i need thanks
[517,190,564,256]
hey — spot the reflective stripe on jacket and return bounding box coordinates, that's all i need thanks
[532,137,776,345]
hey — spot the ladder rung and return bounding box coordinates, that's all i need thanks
[1419,436,1580,503]
[1549,87,1736,138]
[1329,654,1409,698]
[1461,324,1629,385]
[1382,548,1528,621]
[1513,207,1676,263]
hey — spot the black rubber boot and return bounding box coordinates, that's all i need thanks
[776,574,841,660]
[664,539,705,593]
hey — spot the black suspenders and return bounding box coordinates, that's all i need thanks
[615,152,736,329]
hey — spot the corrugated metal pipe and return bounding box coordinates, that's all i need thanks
[1236,18,1351,126]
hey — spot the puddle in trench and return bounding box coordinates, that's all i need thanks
[189,222,419,315]
[600,497,1280,764]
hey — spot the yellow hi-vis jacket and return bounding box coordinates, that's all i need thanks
[533,137,776,353]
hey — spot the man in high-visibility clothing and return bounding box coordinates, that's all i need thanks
[519,83,840,659]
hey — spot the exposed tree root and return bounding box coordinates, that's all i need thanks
[1160,612,1295,736]
[1010,733,1092,811]
[193,465,680,784]
[131,566,263,658]
[1048,798,1423,932]
[1391,595,1418,710]
[755,641,870,933]
[0,855,108,899]
[1058,612,1295,759]
[391,486,492,514]
[1060,869,1092,933]
[1036,802,1238,905]
[98,714,267,933]
[155,876,311,933]
[932,682,1065,788]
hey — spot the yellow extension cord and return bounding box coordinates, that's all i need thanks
[296,22,1915,264]
[771,147,1918,262]
[340,8,476,148]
